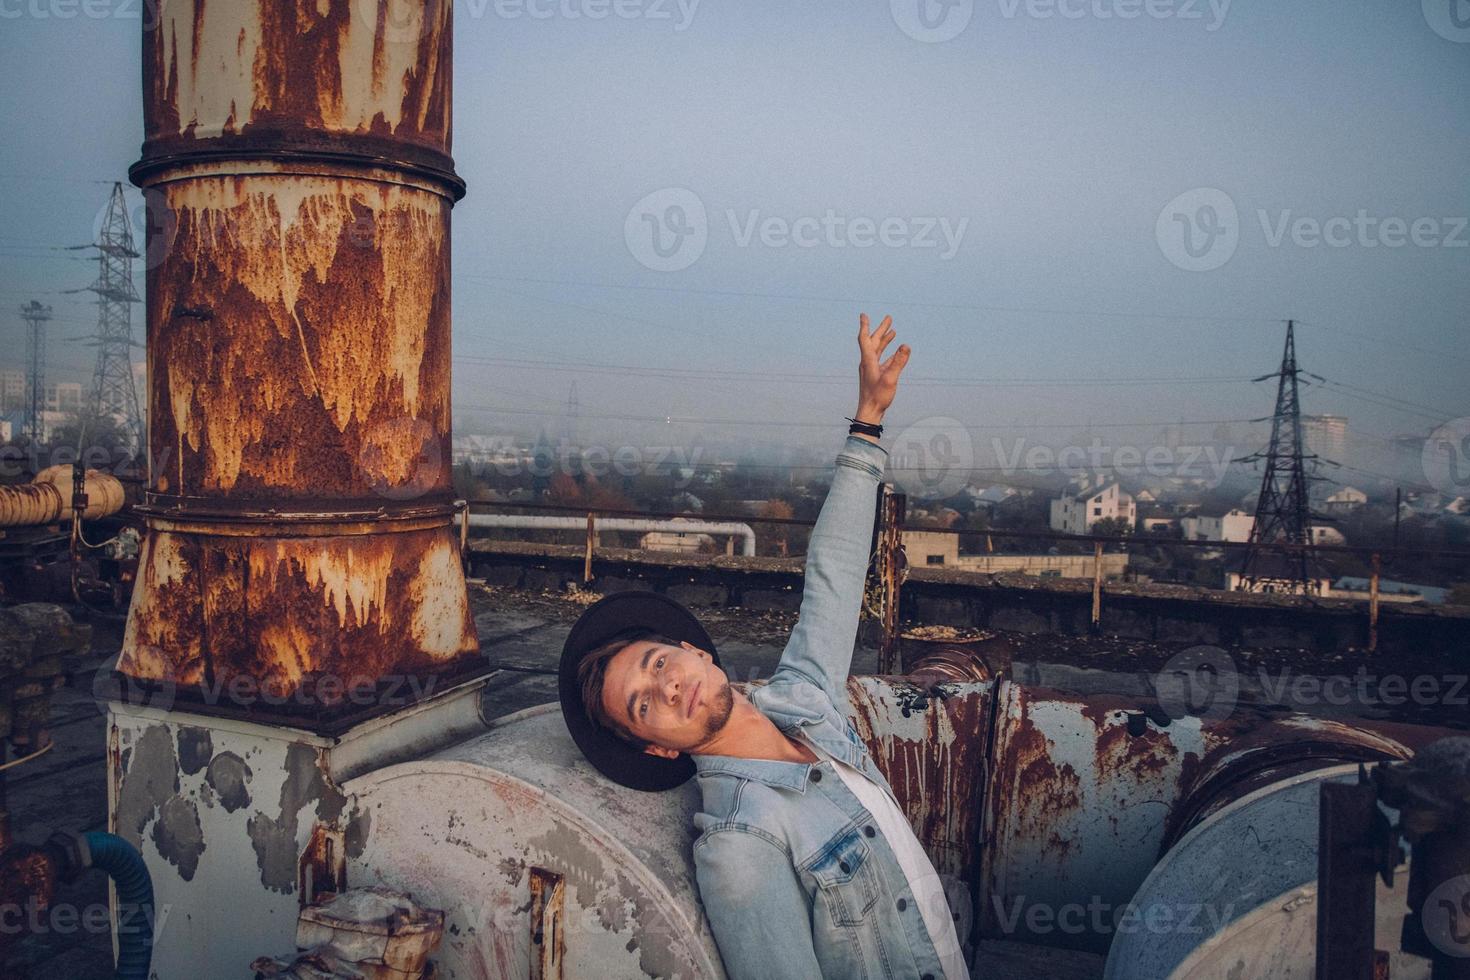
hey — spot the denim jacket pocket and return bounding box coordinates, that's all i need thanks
[806,827,882,927]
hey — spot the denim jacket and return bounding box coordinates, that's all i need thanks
[690,435,953,980]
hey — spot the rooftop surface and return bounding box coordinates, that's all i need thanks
[4,581,1464,978]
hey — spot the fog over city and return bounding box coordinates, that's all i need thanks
[2,0,1465,489]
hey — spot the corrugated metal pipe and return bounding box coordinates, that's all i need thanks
[467,514,758,556]
[0,467,125,526]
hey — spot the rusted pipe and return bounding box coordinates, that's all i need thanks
[0,468,125,526]
[119,0,479,717]
[875,485,906,675]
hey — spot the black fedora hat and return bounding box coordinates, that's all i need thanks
[558,590,721,792]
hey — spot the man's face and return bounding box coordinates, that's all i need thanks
[600,639,735,759]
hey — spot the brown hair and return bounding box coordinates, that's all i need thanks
[576,627,677,750]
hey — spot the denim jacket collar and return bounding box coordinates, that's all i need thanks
[689,751,815,793]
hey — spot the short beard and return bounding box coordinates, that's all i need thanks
[700,681,735,740]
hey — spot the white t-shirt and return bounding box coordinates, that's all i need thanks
[796,731,970,980]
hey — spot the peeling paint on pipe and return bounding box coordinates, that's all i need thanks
[119,0,479,719]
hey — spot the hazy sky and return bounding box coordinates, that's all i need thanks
[1,0,1465,483]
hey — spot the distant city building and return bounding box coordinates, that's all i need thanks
[901,529,1129,580]
[1180,508,1255,543]
[1304,414,1348,463]
[1309,524,1347,546]
[1048,479,1136,534]
[966,484,1021,506]
[0,369,25,413]
[1226,555,1331,596]
[44,381,82,414]
[1323,486,1368,515]
[1330,577,1449,606]
[639,517,715,554]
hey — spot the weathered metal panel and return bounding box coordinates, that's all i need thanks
[979,681,1427,954]
[104,677,487,979]
[980,683,1211,952]
[1102,766,1427,980]
[847,676,992,899]
[347,705,725,980]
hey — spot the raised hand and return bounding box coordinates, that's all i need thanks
[856,313,911,424]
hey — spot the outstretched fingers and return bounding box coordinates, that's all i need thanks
[882,343,911,373]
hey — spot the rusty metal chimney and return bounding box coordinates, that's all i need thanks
[120,0,480,719]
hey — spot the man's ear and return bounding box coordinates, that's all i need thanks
[643,743,681,761]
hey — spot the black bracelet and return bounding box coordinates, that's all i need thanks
[846,416,883,437]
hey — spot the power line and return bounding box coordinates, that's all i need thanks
[459,271,1286,324]
[452,353,1255,389]
[454,399,1262,431]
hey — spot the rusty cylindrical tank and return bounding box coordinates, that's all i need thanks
[120,0,479,719]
